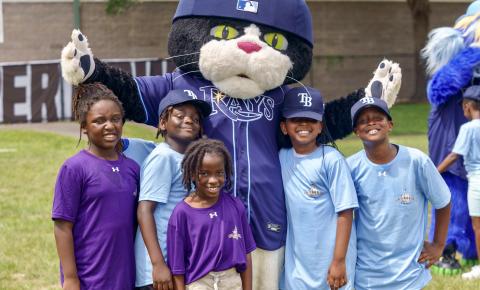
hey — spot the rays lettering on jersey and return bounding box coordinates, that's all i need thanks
[199,86,275,122]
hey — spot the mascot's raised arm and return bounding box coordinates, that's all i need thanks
[61,0,400,288]
[421,0,480,276]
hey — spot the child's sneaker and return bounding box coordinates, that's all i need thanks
[462,265,480,280]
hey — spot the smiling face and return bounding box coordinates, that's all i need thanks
[280,117,322,154]
[83,99,124,158]
[353,107,393,146]
[195,152,226,202]
[159,103,202,152]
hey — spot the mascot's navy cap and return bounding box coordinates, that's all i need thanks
[351,97,392,127]
[282,87,324,121]
[158,89,212,118]
[463,85,480,101]
[173,0,313,47]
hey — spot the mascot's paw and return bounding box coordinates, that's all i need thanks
[460,258,479,267]
[365,59,401,108]
[61,29,95,85]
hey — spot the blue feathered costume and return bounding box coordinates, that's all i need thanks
[422,1,480,272]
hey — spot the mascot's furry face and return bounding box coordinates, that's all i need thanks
[168,17,312,99]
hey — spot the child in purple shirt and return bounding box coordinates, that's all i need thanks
[52,83,140,290]
[167,138,256,290]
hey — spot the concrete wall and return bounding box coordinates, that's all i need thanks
[0,1,471,102]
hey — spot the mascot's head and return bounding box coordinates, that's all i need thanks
[167,0,313,99]
[423,0,480,76]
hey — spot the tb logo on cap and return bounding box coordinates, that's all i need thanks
[184,89,198,99]
[361,97,375,104]
[299,93,312,107]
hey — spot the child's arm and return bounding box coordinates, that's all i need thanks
[137,200,173,290]
[54,220,80,290]
[327,209,353,290]
[240,253,253,290]
[437,152,460,173]
[418,203,451,267]
[172,275,186,290]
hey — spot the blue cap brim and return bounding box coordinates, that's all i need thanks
[282,111,323,121]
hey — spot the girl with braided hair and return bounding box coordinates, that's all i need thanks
[167,138,256,290]
[52,82,140,289]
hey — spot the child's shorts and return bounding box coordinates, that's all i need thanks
[468,173,480,217]
[186,267,241,290]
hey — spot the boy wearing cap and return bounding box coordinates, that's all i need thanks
[278,87,358,290]
[347,96,451,290]
[135,89,211,290]
[437,85,480,280]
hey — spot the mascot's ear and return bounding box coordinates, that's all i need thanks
[365,59,402,108]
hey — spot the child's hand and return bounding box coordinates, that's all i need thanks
[152,262,174,290]
[418,241,444,268]
[327,259,347,290]
[63,277,80,290]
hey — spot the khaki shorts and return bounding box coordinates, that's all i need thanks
[252,247,285,290]
[186,268,242,290]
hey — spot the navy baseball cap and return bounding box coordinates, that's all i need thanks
[351,97,392,127]
[463,85,480,101]
[158,89,212,118]
[173,0,313,47]
[282,87,324,121]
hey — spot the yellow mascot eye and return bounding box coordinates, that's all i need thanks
[263,33,288,50]
[210,25,239,40]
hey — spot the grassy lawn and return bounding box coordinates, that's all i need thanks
[0,104,479,289]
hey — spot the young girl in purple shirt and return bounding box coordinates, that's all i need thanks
[52,83,139,290]
[167,138,256,290]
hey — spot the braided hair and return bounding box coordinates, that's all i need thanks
[72,82,125,151]
[181,138,233,194]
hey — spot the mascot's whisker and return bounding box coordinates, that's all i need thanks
[175,61,199,70]
[164,51,200,60]
[173,70,201,82]
[285,76,310,95]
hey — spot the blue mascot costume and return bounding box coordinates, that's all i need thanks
[61,0,400,288]
[422,0,480,274]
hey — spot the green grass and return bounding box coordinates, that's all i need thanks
[1,104,479,289]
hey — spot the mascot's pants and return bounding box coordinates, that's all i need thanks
[429,172,477,259]
[251,247,284,290]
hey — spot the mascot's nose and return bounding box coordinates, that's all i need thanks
[237,41,262,54]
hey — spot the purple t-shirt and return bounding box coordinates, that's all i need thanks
[167,192,256,285]
[135,71,287,250]
[52,150,139,290]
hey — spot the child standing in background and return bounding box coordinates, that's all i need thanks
[52,83,139,290]
[135,89,211,290]
[437,85,480,280]
[278,87,358,290]
[347,96,451,290]
[168,138,256,290]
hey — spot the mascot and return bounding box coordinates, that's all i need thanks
[60,0,400,288]
[422,0,480,275]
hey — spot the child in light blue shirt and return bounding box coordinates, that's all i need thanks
[134,89,211,289]
[278,87,358,290]
[348,97,451,290]
[437,85,480,280]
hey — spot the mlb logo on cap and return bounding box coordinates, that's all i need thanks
[237,0,258,13]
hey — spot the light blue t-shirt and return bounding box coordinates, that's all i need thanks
[280,146,358,290]
[134,142,187,287]
[122,138,156,167]
[453,119,480,174]
[347,145,451,290]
